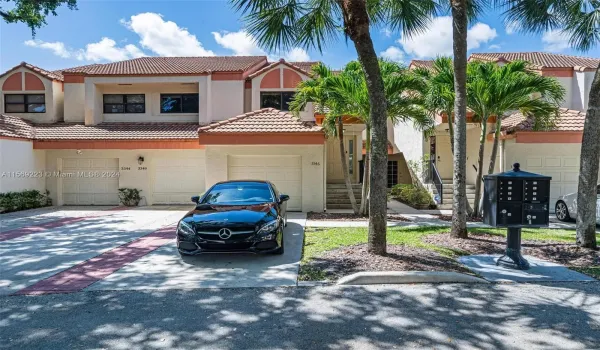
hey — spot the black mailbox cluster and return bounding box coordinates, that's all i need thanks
[483,163,552,228]
[482,163,552,270]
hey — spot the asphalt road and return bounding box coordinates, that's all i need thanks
[1,283,599,350]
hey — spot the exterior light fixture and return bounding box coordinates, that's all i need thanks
[76,149,82,155]
[138,156,144,165]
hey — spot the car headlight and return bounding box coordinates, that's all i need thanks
[177,220,195,237]
[257,219,279,235]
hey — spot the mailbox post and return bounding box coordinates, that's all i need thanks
[482,163,551,270]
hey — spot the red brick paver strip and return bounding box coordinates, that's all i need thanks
[0,206,128,242]
[14,224,176,295]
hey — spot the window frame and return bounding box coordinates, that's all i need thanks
[160,93,199,114]
[260,91,296,111]
[4,94,46,114]
[103,94,146,114]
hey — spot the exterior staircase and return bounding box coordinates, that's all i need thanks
[326,183,363,210]
[428,179,476,210]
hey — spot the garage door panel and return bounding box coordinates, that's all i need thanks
[563,157,579,167]
[544,157,561,167]
[153,157,205,204]
[228,156,303,211]
[526,157,542,167]
[563,171,578,182]
[62,158,119,205]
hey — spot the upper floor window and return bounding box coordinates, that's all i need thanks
[4,94,45,113]
[103,94,145,114]
[260,92,296,111]
[160,94,199,113]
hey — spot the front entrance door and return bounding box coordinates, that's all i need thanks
[327,136,356,183]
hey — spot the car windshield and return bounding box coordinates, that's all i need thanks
[201,182,274,205]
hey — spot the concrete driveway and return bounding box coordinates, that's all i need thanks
[0,206,306,295]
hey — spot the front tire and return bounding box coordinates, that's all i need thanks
[555,201,571,222]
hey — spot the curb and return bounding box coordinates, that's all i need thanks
[336,271,489,285]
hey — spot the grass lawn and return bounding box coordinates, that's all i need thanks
[300,226,599,281]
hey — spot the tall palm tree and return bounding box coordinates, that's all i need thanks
[231,0,439,255]
[290,63,359,214]
[291,61,434,215]
[497,0,599,249]
[467,60,566,216]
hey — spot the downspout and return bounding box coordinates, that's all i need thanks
[323,138,327,212]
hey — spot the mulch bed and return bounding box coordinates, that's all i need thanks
[435,215,483,223]
[301,244,472,281]
[307,212,412,222]
[423,233,600,268]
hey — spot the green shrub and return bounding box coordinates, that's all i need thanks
[0,190,52,213]
[390,184,433,209]
[118,188,142,206]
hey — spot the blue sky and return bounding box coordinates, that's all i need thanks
[1,1,599,72]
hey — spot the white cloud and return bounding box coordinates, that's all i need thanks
[399,16,497,58]
[123,12,214,56]
[24,40,71,58]
[380,27,393,38]
[542,30,570,52]
[284,47,310,61]
[24,37,145,62]
[488,44,502,50]
[380,46,404,62]
[212,30,263,56]
[212,29,310,61]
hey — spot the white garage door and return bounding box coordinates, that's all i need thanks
[62,158,119,205]
[523,155,579,212]
[228,155,302,211]
[153,158,205,204]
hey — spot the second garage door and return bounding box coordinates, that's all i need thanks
[228,155,302,211]
[153,157,205,204]
[522,154,579,212]
[62,158,119,205]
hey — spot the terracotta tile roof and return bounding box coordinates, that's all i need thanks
[59,56,267,75]
[198,108,322,133]
[247,59,313,79]
[0,114,34,139]
[501,108,586,133]
[409,60,434,70]
[32,122,201,140]
[470,52,600,70]
[0,62,64,81]
[288,61,320,73]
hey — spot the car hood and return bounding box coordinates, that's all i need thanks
[180,203,278,230]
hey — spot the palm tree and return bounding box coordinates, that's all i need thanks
[290,63,359,214]
[291,61,434,215]
[450,0,470,238]
[497,0,599,249]
[467,60,566,216]
[231,0,439,255]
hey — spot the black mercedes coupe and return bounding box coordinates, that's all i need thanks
[176,180,289,255]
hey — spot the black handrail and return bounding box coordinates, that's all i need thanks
[430,159,443,204]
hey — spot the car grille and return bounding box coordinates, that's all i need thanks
[198,242,254,251]
[195,228,256,240]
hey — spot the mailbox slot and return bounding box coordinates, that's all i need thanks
[523,203,549,226]
[498,179,523,201]
[523,180,550,203]
[497,202,523,226]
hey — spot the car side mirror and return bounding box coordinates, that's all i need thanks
[279,194,290,203]
[191,195,200,204]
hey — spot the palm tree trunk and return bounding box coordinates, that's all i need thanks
[450,0,468,238]
[472,118,488,217]
[337,117,359,214]
[576,64,600,249]
[488,118,502,174]
[359,126,371,215]
[339,0,387,255]
[447,111,455,154]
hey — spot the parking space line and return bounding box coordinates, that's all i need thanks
[13,224,177,295]
[0,206,128,242]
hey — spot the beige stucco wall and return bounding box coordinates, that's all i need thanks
[0,139,46,193]
[211,80,244,121]
[44,149,206,206]
[205,145,325,212]
[82,76,210,125]
[0,67,62,123]
[64,82,85,122]
[392,120,427,176]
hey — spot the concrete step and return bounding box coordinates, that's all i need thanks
[327,198,363,205]
[327,190,363,196]
[327,203,357,209]
[442,193,476,199]
[327,184,363,190]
